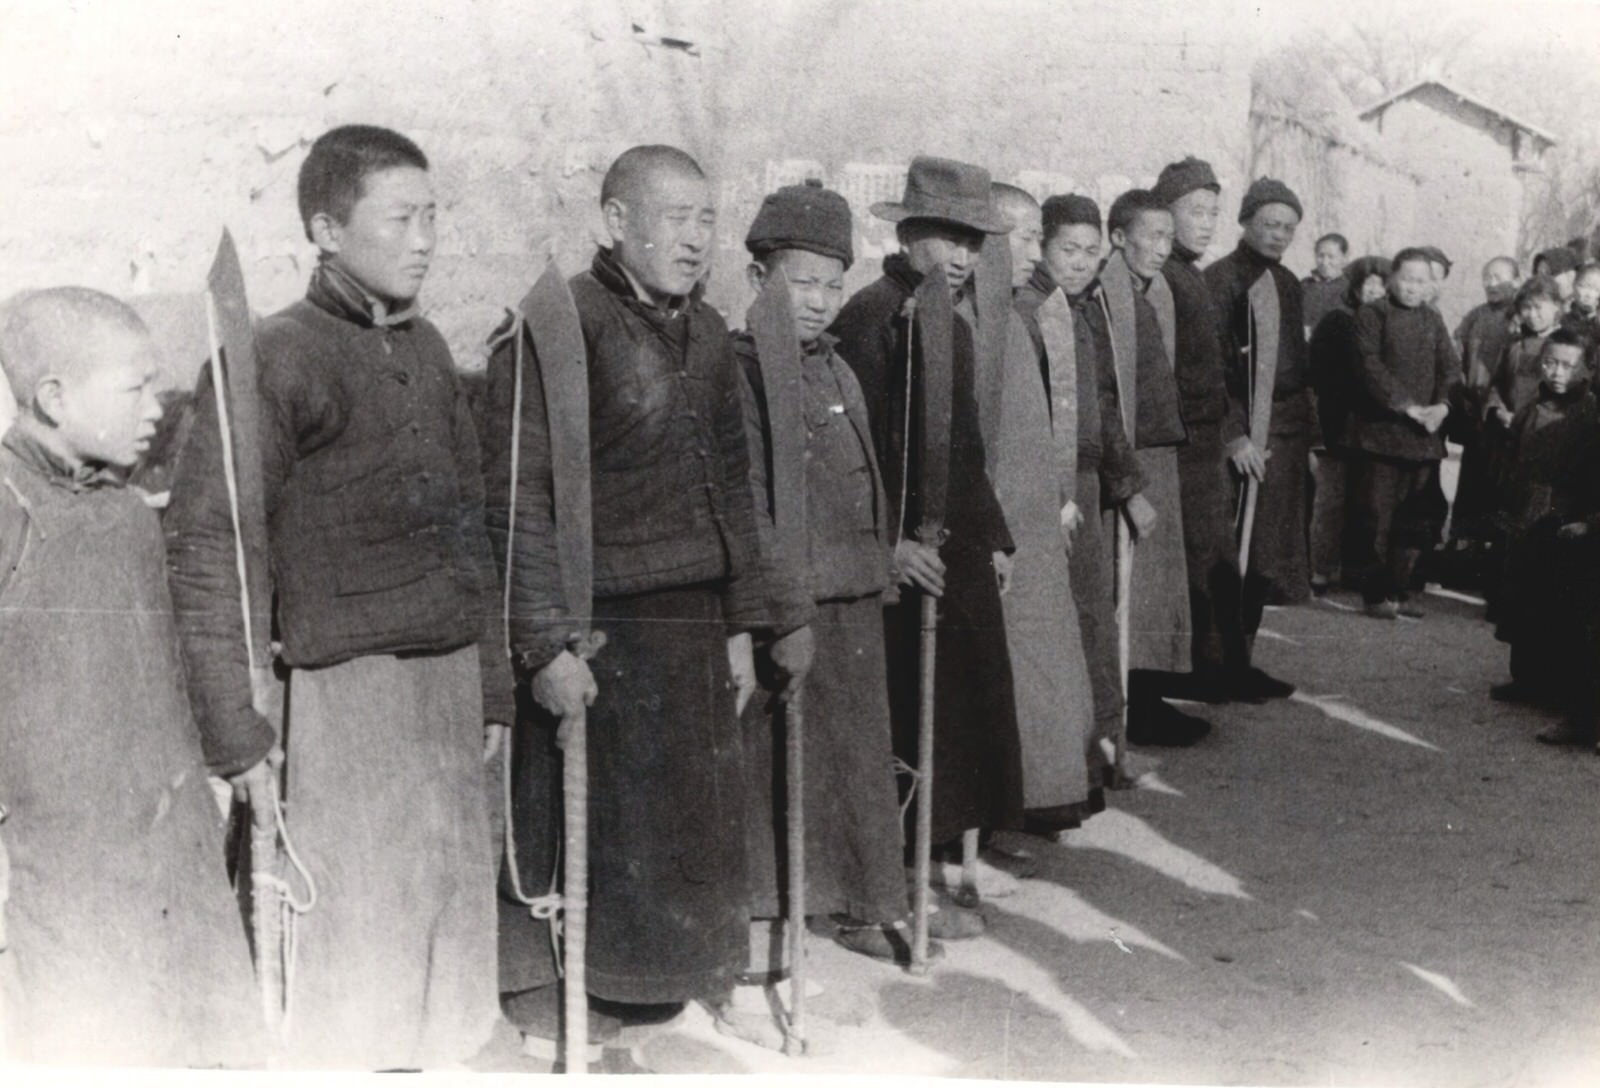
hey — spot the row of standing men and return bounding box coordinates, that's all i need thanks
[0,125,1319,1069]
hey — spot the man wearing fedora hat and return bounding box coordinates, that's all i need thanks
[829,155,1025,912]
[1206,177,1314,682]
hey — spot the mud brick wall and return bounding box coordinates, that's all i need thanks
[0,0,1253,388]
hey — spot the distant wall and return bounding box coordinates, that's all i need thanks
[1250,109,1419,282]
[0,0,1254,385]
[1365,88,1532,327]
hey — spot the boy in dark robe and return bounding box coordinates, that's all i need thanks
[829,155,1025,895]
[1490,329,1599,720]
[1307,255,1391,589]
[483,145,815,1058]
[1564,262,1600,340]
[0,288,263,1067]
[1345,248,1459,619]
[166,126,508,1069]
[731,183,935,1006]
[1099,188,1207,745]
[1025,194,1146,804]
[1301,232,1349,335]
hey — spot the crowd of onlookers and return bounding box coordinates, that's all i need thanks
[1301,232,1600,751]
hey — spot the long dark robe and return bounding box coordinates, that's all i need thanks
[1207,243,1314,622]
[0,431,264,1068]
[733,331,906,924]
[1451,301,1515,541]
[1165,244,1249,675]
[830,253,1024,844]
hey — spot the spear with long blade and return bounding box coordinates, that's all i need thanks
[908,273,954,976]
[747,269,810,1054]
[1238,273,1280,575]
[507,261,599,1075]
[202,230,299,1038]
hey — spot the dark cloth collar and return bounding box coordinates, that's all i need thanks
[881,253,973,309]
[306,259,419,328]
[1172,241,1204,265]
[1026,262,1058,298]
[1,424,125,492]
[804,330,840,358]
[590,246,703,314]
[1232,240,1280,273]
[1539,381,1591,408]
[882,252,924,299]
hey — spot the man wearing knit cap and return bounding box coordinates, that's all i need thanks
[1024,192,1145,816]
[1153,157,1291,704]
[830,155,1026,906]
[1098,187,1207,745]
[1205,176,1313,675]
[726,183,937,1009]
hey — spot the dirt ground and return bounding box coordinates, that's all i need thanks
[471,580,1600,1085]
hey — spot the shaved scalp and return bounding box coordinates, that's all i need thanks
[991,182,1039,219]
[0,287,150,407]
[1485,256,1520,279]
[600,144,706,208]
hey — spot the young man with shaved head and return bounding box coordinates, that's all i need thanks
[167,125,507,1069]
[979,181,1098,839]
[1206,178,1314,678]
[0,289,263,1066]
[1024,193,1145,821]
[1099,188,1203,746]
[484,144,814,1058]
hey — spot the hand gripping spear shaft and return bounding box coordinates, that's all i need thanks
[748,270,810,1054]
[203,231,305,1040]
[505,262,599,1074]
[908,274,955,976]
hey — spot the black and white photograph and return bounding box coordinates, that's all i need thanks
[1,0,1598,1083]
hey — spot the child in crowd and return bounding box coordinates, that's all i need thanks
[1533,246,1580,304]
[165,125,509,1069]
[1488,328,1600,731]
[0,288,263,1067]
[1564,262,1600,340]
[1345,248,1459,619]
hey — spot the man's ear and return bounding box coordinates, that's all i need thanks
[602,198,628,246]
[308,212,342,255]
[31,375,63,427]
[1110,227,1128,251]
[745,260,768,296]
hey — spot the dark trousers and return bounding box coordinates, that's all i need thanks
[1347,454,1445,604]
[1177,419,1247,676]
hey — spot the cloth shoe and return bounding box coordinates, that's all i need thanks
[1396,599,1425,618]
[1127,699,1212,747]
[831,915,948,965]
[1231,666,1295,702]
[1536,720,1596,747]
[1365,599,1398,619]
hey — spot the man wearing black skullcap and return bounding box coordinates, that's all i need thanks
[1153,157,1289,703]
[1205,177,1313,683]
[726,183,936,1007]
[829,155,1025,914]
